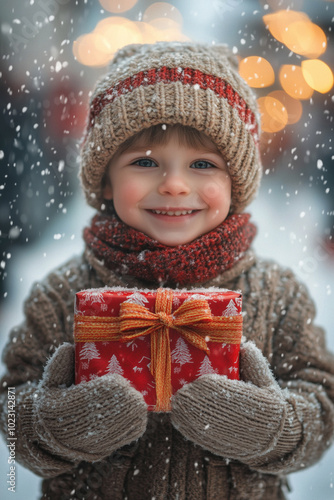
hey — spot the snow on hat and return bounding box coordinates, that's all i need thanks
[80,41,262,213]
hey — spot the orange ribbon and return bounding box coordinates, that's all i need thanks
[74,288,243,411]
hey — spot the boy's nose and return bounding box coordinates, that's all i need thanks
[158,172,191,196]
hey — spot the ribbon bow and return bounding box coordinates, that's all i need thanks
[119,288,212,411]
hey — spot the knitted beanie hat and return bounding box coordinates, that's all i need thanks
[80,41,262,213]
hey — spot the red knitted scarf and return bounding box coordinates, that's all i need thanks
[83,213,256,287]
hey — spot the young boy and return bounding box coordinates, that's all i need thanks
[1,41,334,500]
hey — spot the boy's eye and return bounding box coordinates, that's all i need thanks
[191,160,216,169]
[132,158,157,168]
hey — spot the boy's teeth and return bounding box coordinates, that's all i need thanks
[152,209,194,216]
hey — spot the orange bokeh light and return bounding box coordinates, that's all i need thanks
[263,10,310,44]
[94,17,143,56]
[239,56,275,88]
[258,96,289,133]
[267,90,303,124]
[282,21,327,58]
[73,33,111,67]
[133,21,160,44]
[73,2,189,67]
[99,0,138,14]
[301,59,334,94]
[279,64,314,100]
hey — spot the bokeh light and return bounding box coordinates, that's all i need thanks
[133,21,160,44]
[258,96,289,133]
[73,33,111,67]
[239,56,275,88]
[281,21,327,58]
[99,0,138,14]
[263,10,310,44]
[279,64,314,100]
[267,90,303,125]
[94,17,143,55]
[73,2,188,67]
[301,59,334,94]
[143,2,183,27]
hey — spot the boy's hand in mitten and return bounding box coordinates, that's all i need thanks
[171,341,300,464]
[34,343,147,463]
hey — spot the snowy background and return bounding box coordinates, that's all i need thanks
[1,0,334,499]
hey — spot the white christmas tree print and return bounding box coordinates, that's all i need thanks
[125,292,149,307]
[196,355,216,376]
[171,337,193,365]
[105,354,124,376]
[223,299,239,317]
[82,290,105,305]
[79,342,101,364]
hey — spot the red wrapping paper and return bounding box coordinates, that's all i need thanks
[74,287,242,411]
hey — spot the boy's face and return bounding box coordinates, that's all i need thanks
[103,132,232,246]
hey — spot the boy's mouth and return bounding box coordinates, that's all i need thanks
[148,209,198,216]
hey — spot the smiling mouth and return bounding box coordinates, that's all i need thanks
[149,209,199,216]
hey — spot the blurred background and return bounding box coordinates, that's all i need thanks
[0,0,333,498]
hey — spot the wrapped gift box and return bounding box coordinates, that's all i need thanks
[74,287,243,411]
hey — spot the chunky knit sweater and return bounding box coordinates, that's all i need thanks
[1,248,334,500]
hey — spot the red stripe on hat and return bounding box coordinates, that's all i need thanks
[88,66,259,141]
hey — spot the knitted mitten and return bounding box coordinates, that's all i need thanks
[33,343,147,463]
[171,341,301,464]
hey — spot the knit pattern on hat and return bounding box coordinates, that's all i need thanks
[83,212,257,286]
[80,41,262,213]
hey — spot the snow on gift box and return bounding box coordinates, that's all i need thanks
[73,287,243,412]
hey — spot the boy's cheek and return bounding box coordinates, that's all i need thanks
[116,181,145,203]
[202,182,222,200]
[201,180,231,203]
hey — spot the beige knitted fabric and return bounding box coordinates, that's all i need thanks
[80,41,262,213]
[35,343,147,463]
[1,252,333,500]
